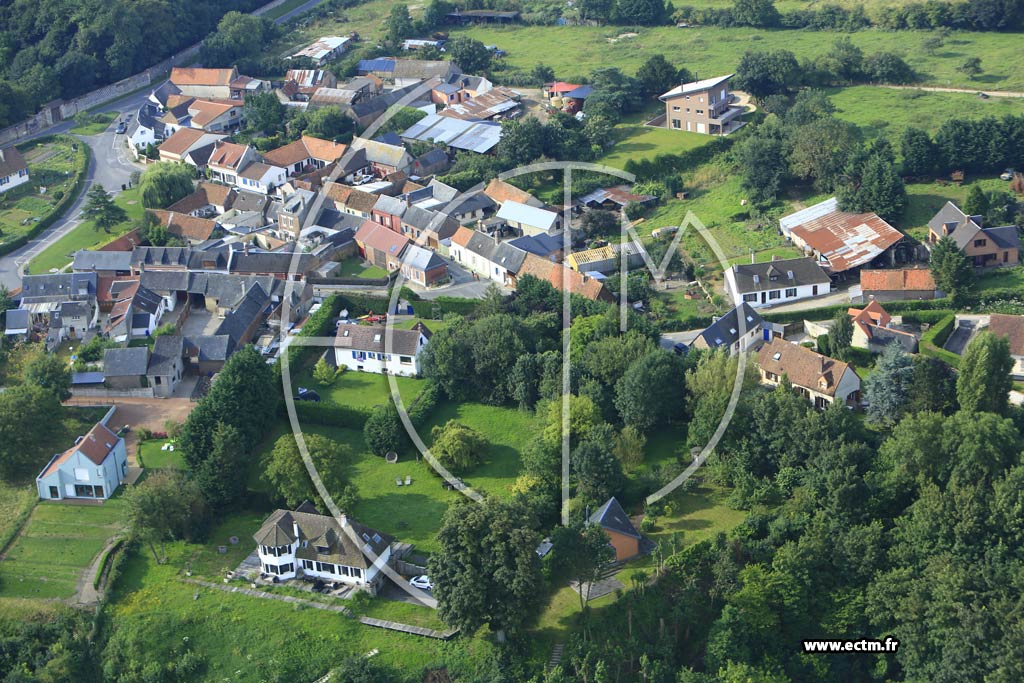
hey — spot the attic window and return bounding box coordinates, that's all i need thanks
[752,275,760,284]
[373,334,381,343]
[772,352,782,361]
[746,315,754,322]
[363,543,373,554]
[787,270,794,279]
[729,328,736,334]
[372,533,381,544]
[343,329,350,337]
[361,532,370,542]
[316,545,329,554]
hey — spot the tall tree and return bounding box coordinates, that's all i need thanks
[615,349,686,433]
[572,423,624,505]
[731,0,780,26]
[900,126,936,177]
[611,0,668,24]
[24,351,72,401]
[243,90,287,136]
[430,420,488,473]
[139,162,195,209]
[929,236,974,304]
[447,37,491,73]
[906,355,959,416]
[733,49,800,100]
[0,384,60,479]
[125,470,206,564]
[737,135,789,205]
[636,54,686,97]
[864,343,914,426]
[827,310,853,360]
[430,498,543,641]
[385,4,414,46]
[963,183,989,217]
[550,523,616,610]
[957,331,1013,414]
[83,184,127,232]
[263,433,353,509]
[194,422,246,508]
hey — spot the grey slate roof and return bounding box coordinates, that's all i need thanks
[589,497,641,539]
[986,225,1021,250]
[215,282,269,345]
[72,250,133,272]
[509,234,561,258]
[148,335,184,376]
[103,347,151,377]
[59,301,91,319]
[402,244,446,272]
[131,284,164,315]
[729,257,831,293]
[334,323,428,356]
[696,303,763,350]
[185,335,234,362]
[21,273,97,302]
[131,246,192,269]
[131,312,152,329]
[462,231,528,273]
[400,204,437,231]
[373,194,408,218]
[5,309,29,333]
[253,508,393,569]
[229,251,316,276]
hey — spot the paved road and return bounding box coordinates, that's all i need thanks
[0,94,148,288]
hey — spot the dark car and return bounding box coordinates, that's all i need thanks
[294,387,321,402]
[673,342,689,355]
[115,122,127,134]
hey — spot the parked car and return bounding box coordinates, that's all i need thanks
[115,122,127,134]
[294,387,321,402]
[409,575,432,590]
[1001,168,1015,181]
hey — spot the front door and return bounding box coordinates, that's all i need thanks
[761,291,766,304]
[812,285,818,295]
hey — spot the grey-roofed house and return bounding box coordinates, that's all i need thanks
[253,506,394,593]
[334,322,431,376]
[72,250,134,275]
[147,334,184,398]
[495,200,562,237]
[692,303,774,355]
[103,347,151,390]
[450,226,527,285]
[229,250,317,279]
[724,257,832,309]
[588,497,643,561]
[5,309,29,340]
[411,148,450,177]
[20,273,97,305]
[399,244,449,286]
[508,234,563,260]
[184,335,234,375]
[214,282,270,348]
[348,137,414,177]
[926,200,1020,268]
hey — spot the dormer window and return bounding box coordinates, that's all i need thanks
[316,545,329,554]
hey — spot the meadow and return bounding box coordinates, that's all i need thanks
[28,187,145,274]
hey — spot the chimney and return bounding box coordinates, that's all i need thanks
[493,231,500,245]
[292,520,300,542]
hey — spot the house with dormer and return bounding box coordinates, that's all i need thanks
[253,502,393,594]
[724,256,832,308]
[692,303,774,355]
[333,322,430,376]
[927,201,1020,268]
[757,338,860,409]
[36,418,127,501]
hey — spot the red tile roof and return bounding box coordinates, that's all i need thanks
[860,268,936,292]
[757,338,853,398]
[848,300,892,338]
[42,420,121,477]
[354,220,410,259]
[208,141,249,169]
[149,210,217,242]
[170,67,237,87]
[518,253,611,301]
[989,314,1024,356]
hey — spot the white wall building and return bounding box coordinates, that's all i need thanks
[0,146,30,194]
[724,256,832,309]
[333,323,430,376]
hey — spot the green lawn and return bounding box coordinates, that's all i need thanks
[261,0,312,20]
[28,187,145,274]
[453,25,1024,91]
[104,541,449,682]
[599,124,713,169]
[829,86,1024,142]
[335,258,389,279]
[900,177,1009,240]
[976,266,1024,291]
[293,368,427,410]
[0,137,85,251]
[0,481,36,555]
[68,112,117,136]
[0,498,126,599]
[137,439,186,470]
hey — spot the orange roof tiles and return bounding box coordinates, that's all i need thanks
[208,141,249,169]
[860,268,936,292]
[988,314,1024,356]
[757,338,852,398]
[148,210,217,242]
[43,421,121,478]
[170,67,237,87]
[158,128,208,157]
[518,253,611,302]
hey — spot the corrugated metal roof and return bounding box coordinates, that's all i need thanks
[400,113,502,153]
[779,197,840,236]
[496,200,559,231]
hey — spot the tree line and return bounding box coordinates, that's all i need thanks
[0,0,268,128]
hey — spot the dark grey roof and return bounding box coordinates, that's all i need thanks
[215,282,270,345]
[231,190,271,215]
[73,250,133,272]
[402,244,447,272]
[253,508,393,569]
[415,148,449,168]
[373,194,408,218]
[729,257,831,293]
[138,270,190,292]
[229,251,316,276]
[150,81,182,108]
[59,301,91,318]
[132,284,164,314]
[462,231,528,273]
[314,210,364,232]
[131,312,152,329]
[4,309,29,333]
[71,371,105,385]
[132,246,191,268]
[103,347,150,377]
[986,225,1021,250]
[373,131,403,146]
[140,270,284,305]
[185,335,234,362]
[509,234,561,258]
[349,83,422,120]
[696,303,763,349]
[334,323,428,356]
[21,273,97,302]
[401,204,437,231]
[589,497,641,539]
[148,334,184,376]
[449,192,495,216]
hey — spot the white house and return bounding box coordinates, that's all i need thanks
[0,146,30,193]
[691,302,777,355]
[496,200,562,237]
[724,256,832,309]
[449,226,527,286]
[333,323,430,376]
[235,161,287,195]
[253,503,393,593]
[36,419,128,501]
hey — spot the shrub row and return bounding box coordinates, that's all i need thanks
[898,309,957,325]
[92,538,124,590]
[918,313,961,367]
[0,135,90,258]
[291,399,370,429]
[760,296,956,325]
[275,294,345,379]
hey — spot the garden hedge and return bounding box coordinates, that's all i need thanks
[918,313,961,367]
[0,135,90,258]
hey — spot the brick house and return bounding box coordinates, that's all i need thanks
[588,497,643,562]
[658,74,745,135]
[757,338,861,409]
[927,201,1020,268]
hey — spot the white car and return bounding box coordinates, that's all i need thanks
[409,575,432,591]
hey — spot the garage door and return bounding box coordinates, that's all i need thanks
[697,123,706,133]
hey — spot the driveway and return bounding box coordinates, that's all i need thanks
[181,308,221,337]
[413,260,507,300]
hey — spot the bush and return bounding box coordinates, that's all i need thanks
[292,399,370,429]
[918,313,960,367]
[136,427,153,441]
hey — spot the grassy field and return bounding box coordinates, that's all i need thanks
[0,138,85,251]
[261,0,311,20]
[104,541,449,682]
[68,112,116,136]
[0,481,37,555]
[291,368,426,409]
[0,498,126,599]
[28,187,144,274]
[599,124,713,169]
[137,439,186,470]
[336,258,389,279]
[900,177,1009,239]
[452,25,1024,91]
[829,86,1024,141]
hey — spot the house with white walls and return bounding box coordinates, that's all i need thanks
[333,323,431,376]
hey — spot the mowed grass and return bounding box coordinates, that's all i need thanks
[901,177,1009,239]
[28,187,145,274]
[0,481,36,555]
[599,124,712,169]
[290,368,427,409]
[105,543,448,682]
[335,258,389,279]
[137,439,186,470]
[68,112,117,136]
[829,86,1024,141]
[455,25,1024,91]
[0,499,126,599]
